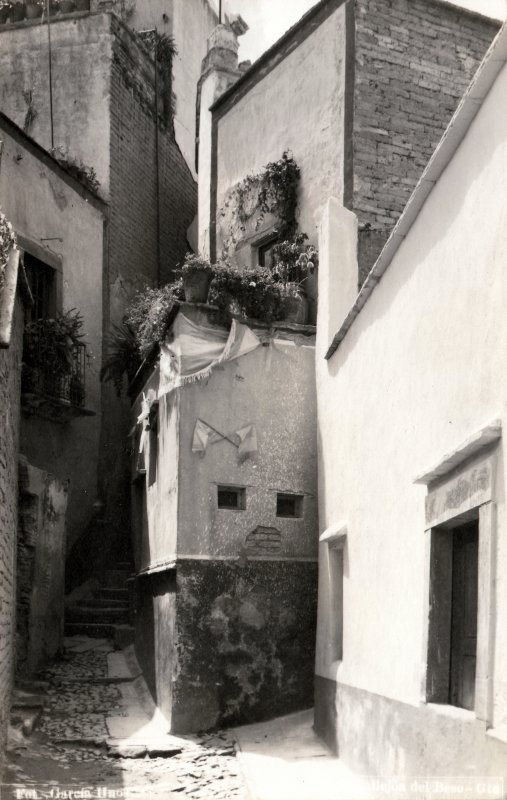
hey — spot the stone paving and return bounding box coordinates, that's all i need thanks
[5,637,249,800]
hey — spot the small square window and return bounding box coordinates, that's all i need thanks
[276,493,303,518]
[217,486,246,510]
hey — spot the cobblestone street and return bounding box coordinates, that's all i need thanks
[5,637,249,800]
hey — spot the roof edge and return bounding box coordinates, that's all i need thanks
[211,0,345,116]
[211,0,502,118]
[325,22,507,360]
[0,111,107,212]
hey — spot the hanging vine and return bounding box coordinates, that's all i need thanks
[140,30,177,127]
[219,151,301,257]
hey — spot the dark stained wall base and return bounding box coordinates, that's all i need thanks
[314,675,338,754]
[171,559,318,734]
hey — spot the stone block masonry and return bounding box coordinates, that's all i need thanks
[0,297,23,780]
[353,0,499,281]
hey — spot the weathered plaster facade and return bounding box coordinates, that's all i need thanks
[0,115,105,550]
[315,32,507,777]
[131,307,318,732]
[213,2,347,254]
[206,0,498,284]
[128,0,218,176]
[0,12,197,551]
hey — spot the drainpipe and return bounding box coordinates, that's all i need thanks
[45,0,55,150]
[140,29,162,287]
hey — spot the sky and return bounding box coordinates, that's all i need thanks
[222,0,507,63]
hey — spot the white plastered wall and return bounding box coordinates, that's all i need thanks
[316,60,507,727]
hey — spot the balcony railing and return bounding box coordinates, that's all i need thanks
[22,329,94,422]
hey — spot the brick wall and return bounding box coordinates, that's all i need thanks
[353,0,499,281]
[108,18,197,308]
[98,16,197,537]
[0,296,23,779]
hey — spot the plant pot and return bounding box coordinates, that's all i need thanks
[25,2,42,18]
[282,287,308,325]
[60,0,76,11]
[74,0,89,9]
[11,2,25,20]
[183,269,212,303]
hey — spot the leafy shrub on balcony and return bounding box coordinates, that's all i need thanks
[22,309,88,405]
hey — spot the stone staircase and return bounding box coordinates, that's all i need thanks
[65,561,135,647]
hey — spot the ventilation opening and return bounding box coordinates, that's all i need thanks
[217,486,246,510]
[276,493,303,518]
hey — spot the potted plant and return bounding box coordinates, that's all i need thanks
[10,1,24,20]
[25,0,42,19]
[278,283,309,325]
[179,253,214,303]
[271,233,318,325]
[209,263,285,324]
[0,2,12,23]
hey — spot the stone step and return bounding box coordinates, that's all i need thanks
[113,625,135,650]
[103,569,132,589]
[64,622,135,646]
[66,606,130,624]
[64,622,117,639]
[98,587,129,601]
[84,597,129,609]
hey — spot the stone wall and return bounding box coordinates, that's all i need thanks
[17,459,68,676]
[172,560,318,733]
[0,296,23,779]
[353,0,499,281]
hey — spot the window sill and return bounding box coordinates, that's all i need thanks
[486,725,507,744]
[426,703,476,721]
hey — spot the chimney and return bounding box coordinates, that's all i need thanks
[197,22,246,258]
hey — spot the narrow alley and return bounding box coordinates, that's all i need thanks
[6,636,248,799]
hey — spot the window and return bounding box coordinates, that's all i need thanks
[329,545,344,662]
[276,493,303,518]
[24,252,56,321]
[217,486,246,510]
[318,524,347,666]
[257,237,278,270]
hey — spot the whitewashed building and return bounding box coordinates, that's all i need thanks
[315,22,507,782]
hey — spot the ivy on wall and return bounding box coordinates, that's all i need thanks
[219,152,301,259]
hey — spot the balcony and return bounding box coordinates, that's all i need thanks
[22,319,95,423]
